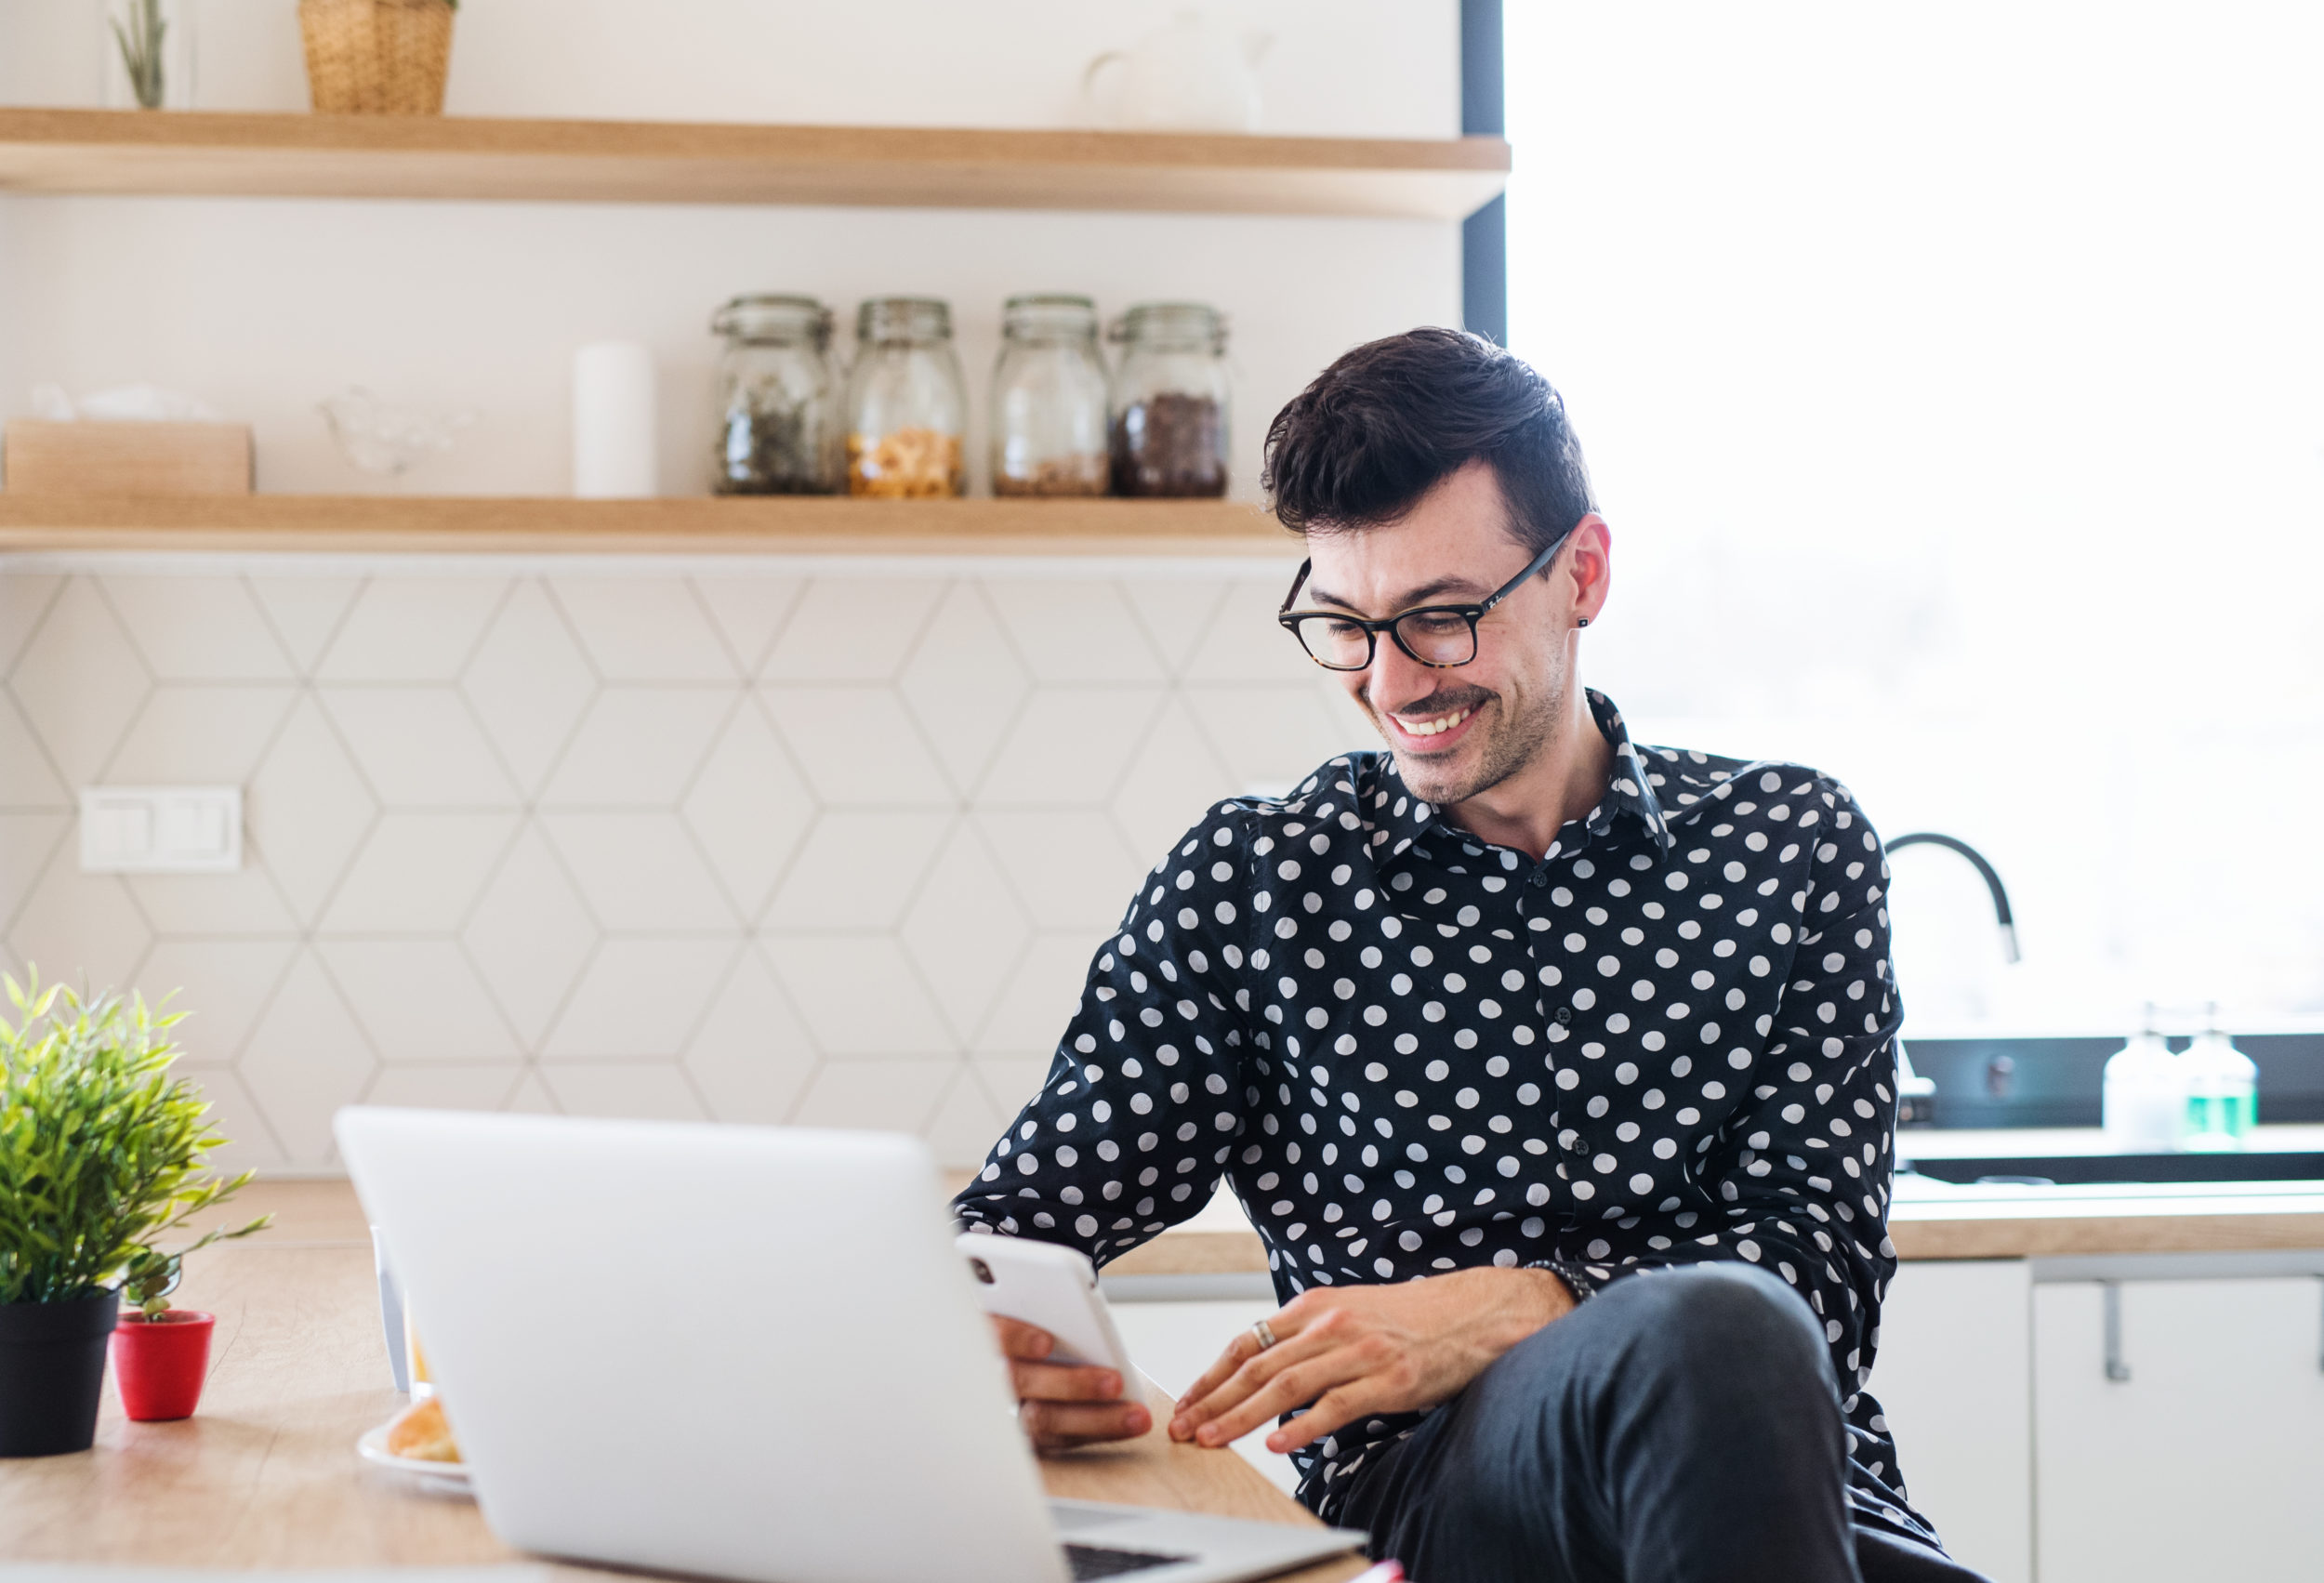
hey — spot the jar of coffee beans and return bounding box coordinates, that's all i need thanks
[710,295,843,495]
[991,295,1110,497]
[846,297,967,498]
[1107,301,1230,498]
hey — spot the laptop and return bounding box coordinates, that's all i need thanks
[335,1107,1366,1583]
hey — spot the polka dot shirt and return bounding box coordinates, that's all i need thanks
[956,691,1934,1544]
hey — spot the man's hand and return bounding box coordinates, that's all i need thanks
[991,1314,1152,1451]
[1169,1268,1574,1456]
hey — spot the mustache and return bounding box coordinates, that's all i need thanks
[1372,684,1494,717]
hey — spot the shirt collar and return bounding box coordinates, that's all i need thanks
[1587,690,1675,855]
[1370,688,1673,864]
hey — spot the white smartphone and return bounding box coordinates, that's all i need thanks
[957,1233,1135,1399]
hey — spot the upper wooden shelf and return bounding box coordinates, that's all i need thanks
[0,493,1298,557]
[0,110,1510,219]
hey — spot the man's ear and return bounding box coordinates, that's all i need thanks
[1565,514,1613,624]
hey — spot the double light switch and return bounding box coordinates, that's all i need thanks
[79,785,243,874]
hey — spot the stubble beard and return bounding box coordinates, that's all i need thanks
[1371,662,1569,811]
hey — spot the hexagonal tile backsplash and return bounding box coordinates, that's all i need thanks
[0,563,1369,1172]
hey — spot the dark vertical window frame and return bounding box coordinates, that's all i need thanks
[1460,0,1508,345]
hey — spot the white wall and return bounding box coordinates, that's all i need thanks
[0,2,1458,1169]
[0,2,1460,499]
[1,0,1458,135]
[1,198,1455,502]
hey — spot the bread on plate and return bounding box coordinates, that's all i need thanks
[385,1394,460,1463]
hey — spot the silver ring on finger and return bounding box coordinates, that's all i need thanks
[1250,1319,1279,1352]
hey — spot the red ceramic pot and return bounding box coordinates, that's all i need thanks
[109,1311,215,1422]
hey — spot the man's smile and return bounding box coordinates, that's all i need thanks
[1379,691,1493,755]
[1400,706,1472,737]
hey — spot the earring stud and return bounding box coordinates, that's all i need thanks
[1577,617,1591,628]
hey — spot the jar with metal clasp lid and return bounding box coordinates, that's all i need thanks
[1107,301,1230,497]
[991,294,1110,496]
[709,294,843,495]
[847,297,967,498]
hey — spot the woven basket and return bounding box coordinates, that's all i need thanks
[299,0,454,114]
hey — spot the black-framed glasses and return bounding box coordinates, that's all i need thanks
[1276,534,1566,671]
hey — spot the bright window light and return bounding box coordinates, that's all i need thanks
[1507,5,2324,1034]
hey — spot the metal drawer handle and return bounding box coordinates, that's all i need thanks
[2103,1283,2131,1382]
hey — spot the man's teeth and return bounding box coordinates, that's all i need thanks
[1400,706,1473,738]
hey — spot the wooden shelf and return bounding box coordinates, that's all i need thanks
[0,110,1509,220]
[0,493,1298,556]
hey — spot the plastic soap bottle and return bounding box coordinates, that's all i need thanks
[2101,1011,2182,1153]
[2180,1008,2257,1152]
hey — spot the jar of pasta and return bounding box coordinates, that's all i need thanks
[710,295,843,495]
[846,297,967,498]
[991,295,1110,497]
[1107,301,1230,498]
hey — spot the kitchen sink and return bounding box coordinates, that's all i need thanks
[1903,1151,2324,1187]
[1897,1033,2324,1128]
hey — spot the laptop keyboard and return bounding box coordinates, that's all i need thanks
[1065,1543,1191,1579]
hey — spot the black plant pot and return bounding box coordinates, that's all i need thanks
[0,1289,119,1457]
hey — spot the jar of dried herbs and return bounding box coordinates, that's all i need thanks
[991,295,1110,497]
[1107,301,1230,498]
[710,295,843,495]
[846,297,967,498]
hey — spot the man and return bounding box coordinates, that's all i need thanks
[955,328,1981,1583]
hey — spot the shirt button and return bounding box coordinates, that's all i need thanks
[1528,870,1549,889]
[1555,1007,1573,1025]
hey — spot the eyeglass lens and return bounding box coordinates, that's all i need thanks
[1293,609,1478,670]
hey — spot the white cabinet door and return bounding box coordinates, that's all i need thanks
[1871,1261,2033,1583]
[2034,1277,2324,1583]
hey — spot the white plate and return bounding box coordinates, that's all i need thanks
[357,1418,472,1489]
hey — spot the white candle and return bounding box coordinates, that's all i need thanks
[572,341,657,498]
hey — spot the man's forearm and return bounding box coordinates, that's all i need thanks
[1425,1265,1578,1367]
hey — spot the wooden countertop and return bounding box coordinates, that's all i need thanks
[1089,1154,2324,1273]
[0,1185,1361,1583]
[241,1171,2324,1273]
[155,1145,2324,1289]
[1886,1178,2324,1260]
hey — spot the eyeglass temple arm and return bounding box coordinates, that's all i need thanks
[1281,532,1561,623]
[1280,559,1313,616]
[1477,535,1567,613]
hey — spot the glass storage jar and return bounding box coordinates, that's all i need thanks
[991,295,1110,497]
[710,295,843,495]
[846,297,967,498]
[1107,301,1230,498]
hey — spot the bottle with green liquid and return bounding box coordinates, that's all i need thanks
[2179,1008,2257,1151]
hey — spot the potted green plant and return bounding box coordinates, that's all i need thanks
[0,972,269,1454]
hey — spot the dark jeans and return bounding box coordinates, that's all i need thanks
[1337,1264,1989,1583]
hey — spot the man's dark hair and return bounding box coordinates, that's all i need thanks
[1261,327,1596,560]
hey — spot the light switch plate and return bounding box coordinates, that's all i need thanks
[80,785,243,874]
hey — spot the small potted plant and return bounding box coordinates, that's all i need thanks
[0,972,269,1454]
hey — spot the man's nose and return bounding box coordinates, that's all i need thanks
[1365,633,1437,713]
